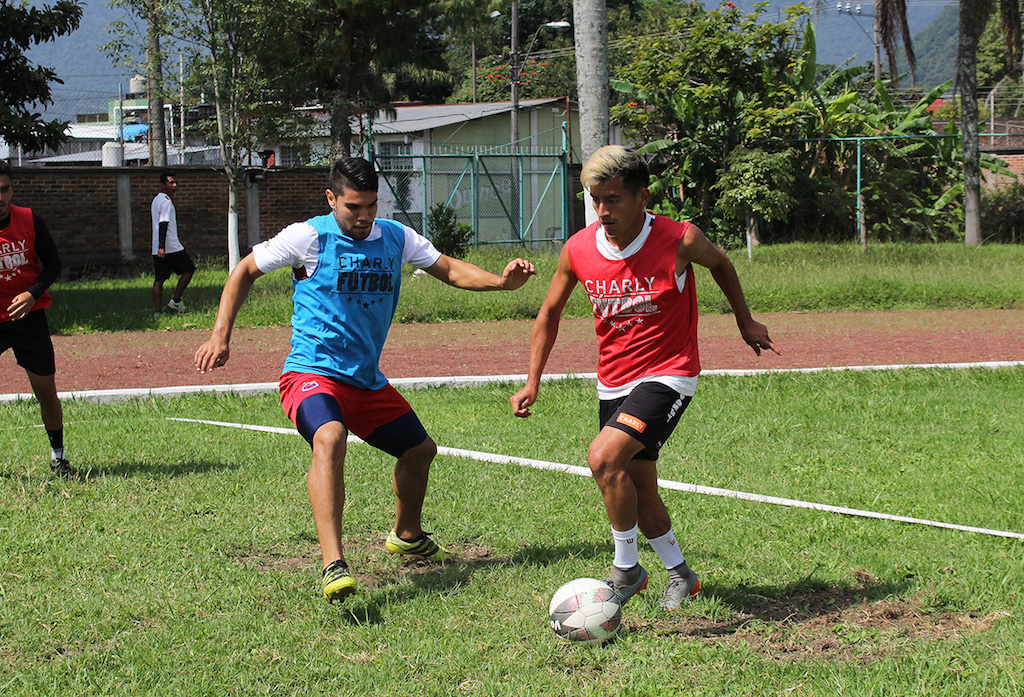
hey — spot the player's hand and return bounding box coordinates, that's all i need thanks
[739,319,779,356]
[510,385,538,418]
[194,338,230,373]
[157,248,166,258]
[500,258,536,291]
[6,292,36,321]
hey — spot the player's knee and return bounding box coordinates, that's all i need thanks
[312,422,348,459]
[404,436,437,465]
[27,374,57,401]
[588,444,626,486]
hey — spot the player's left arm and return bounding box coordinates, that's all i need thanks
[423,255,536,291]
[678,224,777,356]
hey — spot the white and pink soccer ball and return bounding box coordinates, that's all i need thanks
[548,577,622,645]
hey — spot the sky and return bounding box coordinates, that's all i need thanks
[27,0,956,122]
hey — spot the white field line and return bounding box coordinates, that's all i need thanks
[168,417,1024,542]
[3,361,1023,404]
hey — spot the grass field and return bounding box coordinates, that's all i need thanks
[48,242,1024,333]
[3,368,1024,695]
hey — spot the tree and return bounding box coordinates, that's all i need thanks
[441,0,503,103]
[0,0,82,152]
[876,0,916,85]
[263,0,449,157]
[110,0,449,267]
[613,9,968,246]
[109,0,305,269]
[957,0,1021,246]
[611,3,805,236]
[143,0,167,166]
[573,0,609,161]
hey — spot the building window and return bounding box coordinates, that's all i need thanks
[278,146,306,167]
[378,141,412,171]
[377,141,413,213]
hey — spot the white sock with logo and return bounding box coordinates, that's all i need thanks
[648,528,686,570]
[611,524,639,569]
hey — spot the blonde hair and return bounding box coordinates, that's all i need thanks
[580,145,649,193]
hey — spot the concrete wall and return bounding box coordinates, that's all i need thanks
[9,166,330,269]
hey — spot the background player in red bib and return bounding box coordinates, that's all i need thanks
[511,145,776,609]
[0,159,75,478]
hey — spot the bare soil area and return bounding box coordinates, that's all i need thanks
[3,308,1020,394]
[237,542,1009,664]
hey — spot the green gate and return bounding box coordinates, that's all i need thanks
[371,128,571,245]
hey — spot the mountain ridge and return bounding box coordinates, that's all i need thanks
[27,1,957,122]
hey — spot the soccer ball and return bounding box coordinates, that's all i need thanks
[548,577,622,645]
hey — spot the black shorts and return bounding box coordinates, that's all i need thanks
[599,381,692,462]
[153,250,196,282]
[0,309,56,376]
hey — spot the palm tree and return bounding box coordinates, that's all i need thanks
[878,0,1022,245]
[876,0,916,85]
[958,0,1021,246]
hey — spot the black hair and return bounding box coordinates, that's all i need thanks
[329,157,378,194]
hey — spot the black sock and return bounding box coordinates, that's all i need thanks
[46,428,64,457]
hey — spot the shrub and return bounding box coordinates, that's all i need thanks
[982,182,1024,243]
[426,203,474,258]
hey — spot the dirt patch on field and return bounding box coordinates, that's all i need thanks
[637,570,1010,664]
[3,308,1021,395]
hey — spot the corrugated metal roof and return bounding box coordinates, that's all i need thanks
[368,99,565,135]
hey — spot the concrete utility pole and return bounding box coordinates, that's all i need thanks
[572,0,609,163]
[510,0,520,148]
[836,3,882,83]
[145,0,167,166]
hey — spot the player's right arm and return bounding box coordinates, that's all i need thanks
[510,245,578,418]
[195,222,315,373]
[194,254,264,373]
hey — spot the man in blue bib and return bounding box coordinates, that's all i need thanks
[195,157,535,602]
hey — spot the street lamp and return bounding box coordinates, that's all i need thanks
[510,16,571,148]
[472,10,503,103]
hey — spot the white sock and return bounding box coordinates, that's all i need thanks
[51,447,65,461]
[611,524,639,569]
[648,528,686,570]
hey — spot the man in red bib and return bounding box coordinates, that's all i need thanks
[0,159,75,478]
[511,146,775,609]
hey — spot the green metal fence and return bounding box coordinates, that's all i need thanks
[371,131,571,245]
[758,132,1024,246]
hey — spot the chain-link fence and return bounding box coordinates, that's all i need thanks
[372,145,571,246]
[374,134,1024,248]
[753,133,1024,246]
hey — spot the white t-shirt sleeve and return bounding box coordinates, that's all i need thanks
[252,222,319,275]
[157,197,174,223]
[402,225,442,269]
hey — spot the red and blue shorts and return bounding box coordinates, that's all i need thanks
[280,371,428,457]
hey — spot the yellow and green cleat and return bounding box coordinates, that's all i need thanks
[321,560,358,603]
[384,530,452,560]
